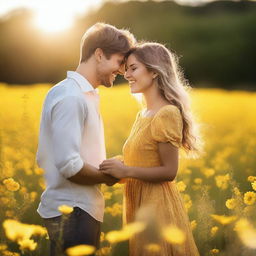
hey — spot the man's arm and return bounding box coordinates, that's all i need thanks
[51,96,118,186]
[68,163,118,186]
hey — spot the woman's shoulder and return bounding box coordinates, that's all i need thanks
[153,104,181,120]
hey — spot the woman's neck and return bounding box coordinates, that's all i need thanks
[143,84,168,111]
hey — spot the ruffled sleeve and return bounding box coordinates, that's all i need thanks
[151,105,183,148]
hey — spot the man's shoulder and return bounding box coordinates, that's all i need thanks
[43,79,86,112]
[46,79,84,101]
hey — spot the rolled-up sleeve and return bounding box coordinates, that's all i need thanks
[50,96,87,179]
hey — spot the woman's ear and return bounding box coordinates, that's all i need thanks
[152,73,158,79]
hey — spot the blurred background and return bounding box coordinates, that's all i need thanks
[0,0,256,90]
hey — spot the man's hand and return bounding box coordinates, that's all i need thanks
[68,163,119,186]
[103,174,119,186]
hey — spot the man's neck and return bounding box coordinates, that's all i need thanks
[76,61,99,89]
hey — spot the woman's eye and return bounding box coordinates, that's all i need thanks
[132,68,137,71]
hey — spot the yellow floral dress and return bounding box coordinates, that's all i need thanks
[122,105,200,256]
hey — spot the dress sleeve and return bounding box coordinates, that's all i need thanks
[151,105,183,148]
[112,155,124,162]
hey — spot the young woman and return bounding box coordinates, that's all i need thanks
[100,42,200,256]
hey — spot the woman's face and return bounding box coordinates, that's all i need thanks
[124,54,155,94]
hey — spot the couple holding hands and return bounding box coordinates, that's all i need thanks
[37,23,200,256]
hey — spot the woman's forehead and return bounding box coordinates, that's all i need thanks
[126,54,139,65]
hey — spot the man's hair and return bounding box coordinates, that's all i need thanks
[79,23,136,63]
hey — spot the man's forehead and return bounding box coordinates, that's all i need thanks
[113,53,125,59]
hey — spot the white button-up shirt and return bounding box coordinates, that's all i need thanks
[36,71,106,222]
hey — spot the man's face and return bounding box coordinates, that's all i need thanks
[97,53,125,88]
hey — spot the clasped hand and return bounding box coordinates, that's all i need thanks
[99,159,128,179]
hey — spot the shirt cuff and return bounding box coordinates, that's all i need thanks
[59,157,84,179]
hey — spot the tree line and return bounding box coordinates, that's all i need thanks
[0,0,255,89]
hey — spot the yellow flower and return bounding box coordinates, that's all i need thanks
[234,218,256,249]
[31,225,47,236]
[247,176,256,183]
[103,192,112,200]
[211,226,219,237]
[105,203,122,216]
[185,200,192,211]
[3,219,47,242]
[210,248,219,254]
[144,243,161,252]
[105,222,146,243]
[58,205,74,214]
[18,239,37,251]
[105,230,130,243]
[3,178,20,192]
[225,198,237,209]
[210,214,237,225]
[182,194,192,211]
[30,191,37,201]
[233,187,241,196]
[123,222,146,234]
[203,168,215,178]
[66,245,95,256]
[183,194,191,201]
[34,168,44,175]
[190,220,197,231]
[176,181,186,192]
[162,225,186,244]
[3,219,34,241]
[251,181,256,191]
[194,178,202,184]
[243,191,256,205]
[215,174,230,190]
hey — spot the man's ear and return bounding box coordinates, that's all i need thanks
[94,48,104,62]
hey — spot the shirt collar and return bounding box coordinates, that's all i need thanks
[67,71,96,93]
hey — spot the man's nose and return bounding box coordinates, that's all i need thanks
[117,64,125,75]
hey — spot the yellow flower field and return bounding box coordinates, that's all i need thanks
[0,83,256,256]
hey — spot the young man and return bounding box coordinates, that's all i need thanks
[36,23,135,255]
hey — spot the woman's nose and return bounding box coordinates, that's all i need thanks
[124,71,130,80]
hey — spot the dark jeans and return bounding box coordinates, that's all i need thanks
[43,207,101,256]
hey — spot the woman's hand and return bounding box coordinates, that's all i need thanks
[99,159,129,179]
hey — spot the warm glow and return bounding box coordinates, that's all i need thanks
[30,0,102,33]
[34,10,73,33]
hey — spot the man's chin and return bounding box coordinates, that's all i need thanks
[102,79,114,88]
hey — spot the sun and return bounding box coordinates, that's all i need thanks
[34,10,74,33]
[31,0,102,33]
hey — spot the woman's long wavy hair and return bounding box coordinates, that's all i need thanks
[126,42,202,155]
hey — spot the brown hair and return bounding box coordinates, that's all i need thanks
[80,23,136,63]
[126,42,202,155]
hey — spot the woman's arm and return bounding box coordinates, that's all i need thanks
[99,142,179,182]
